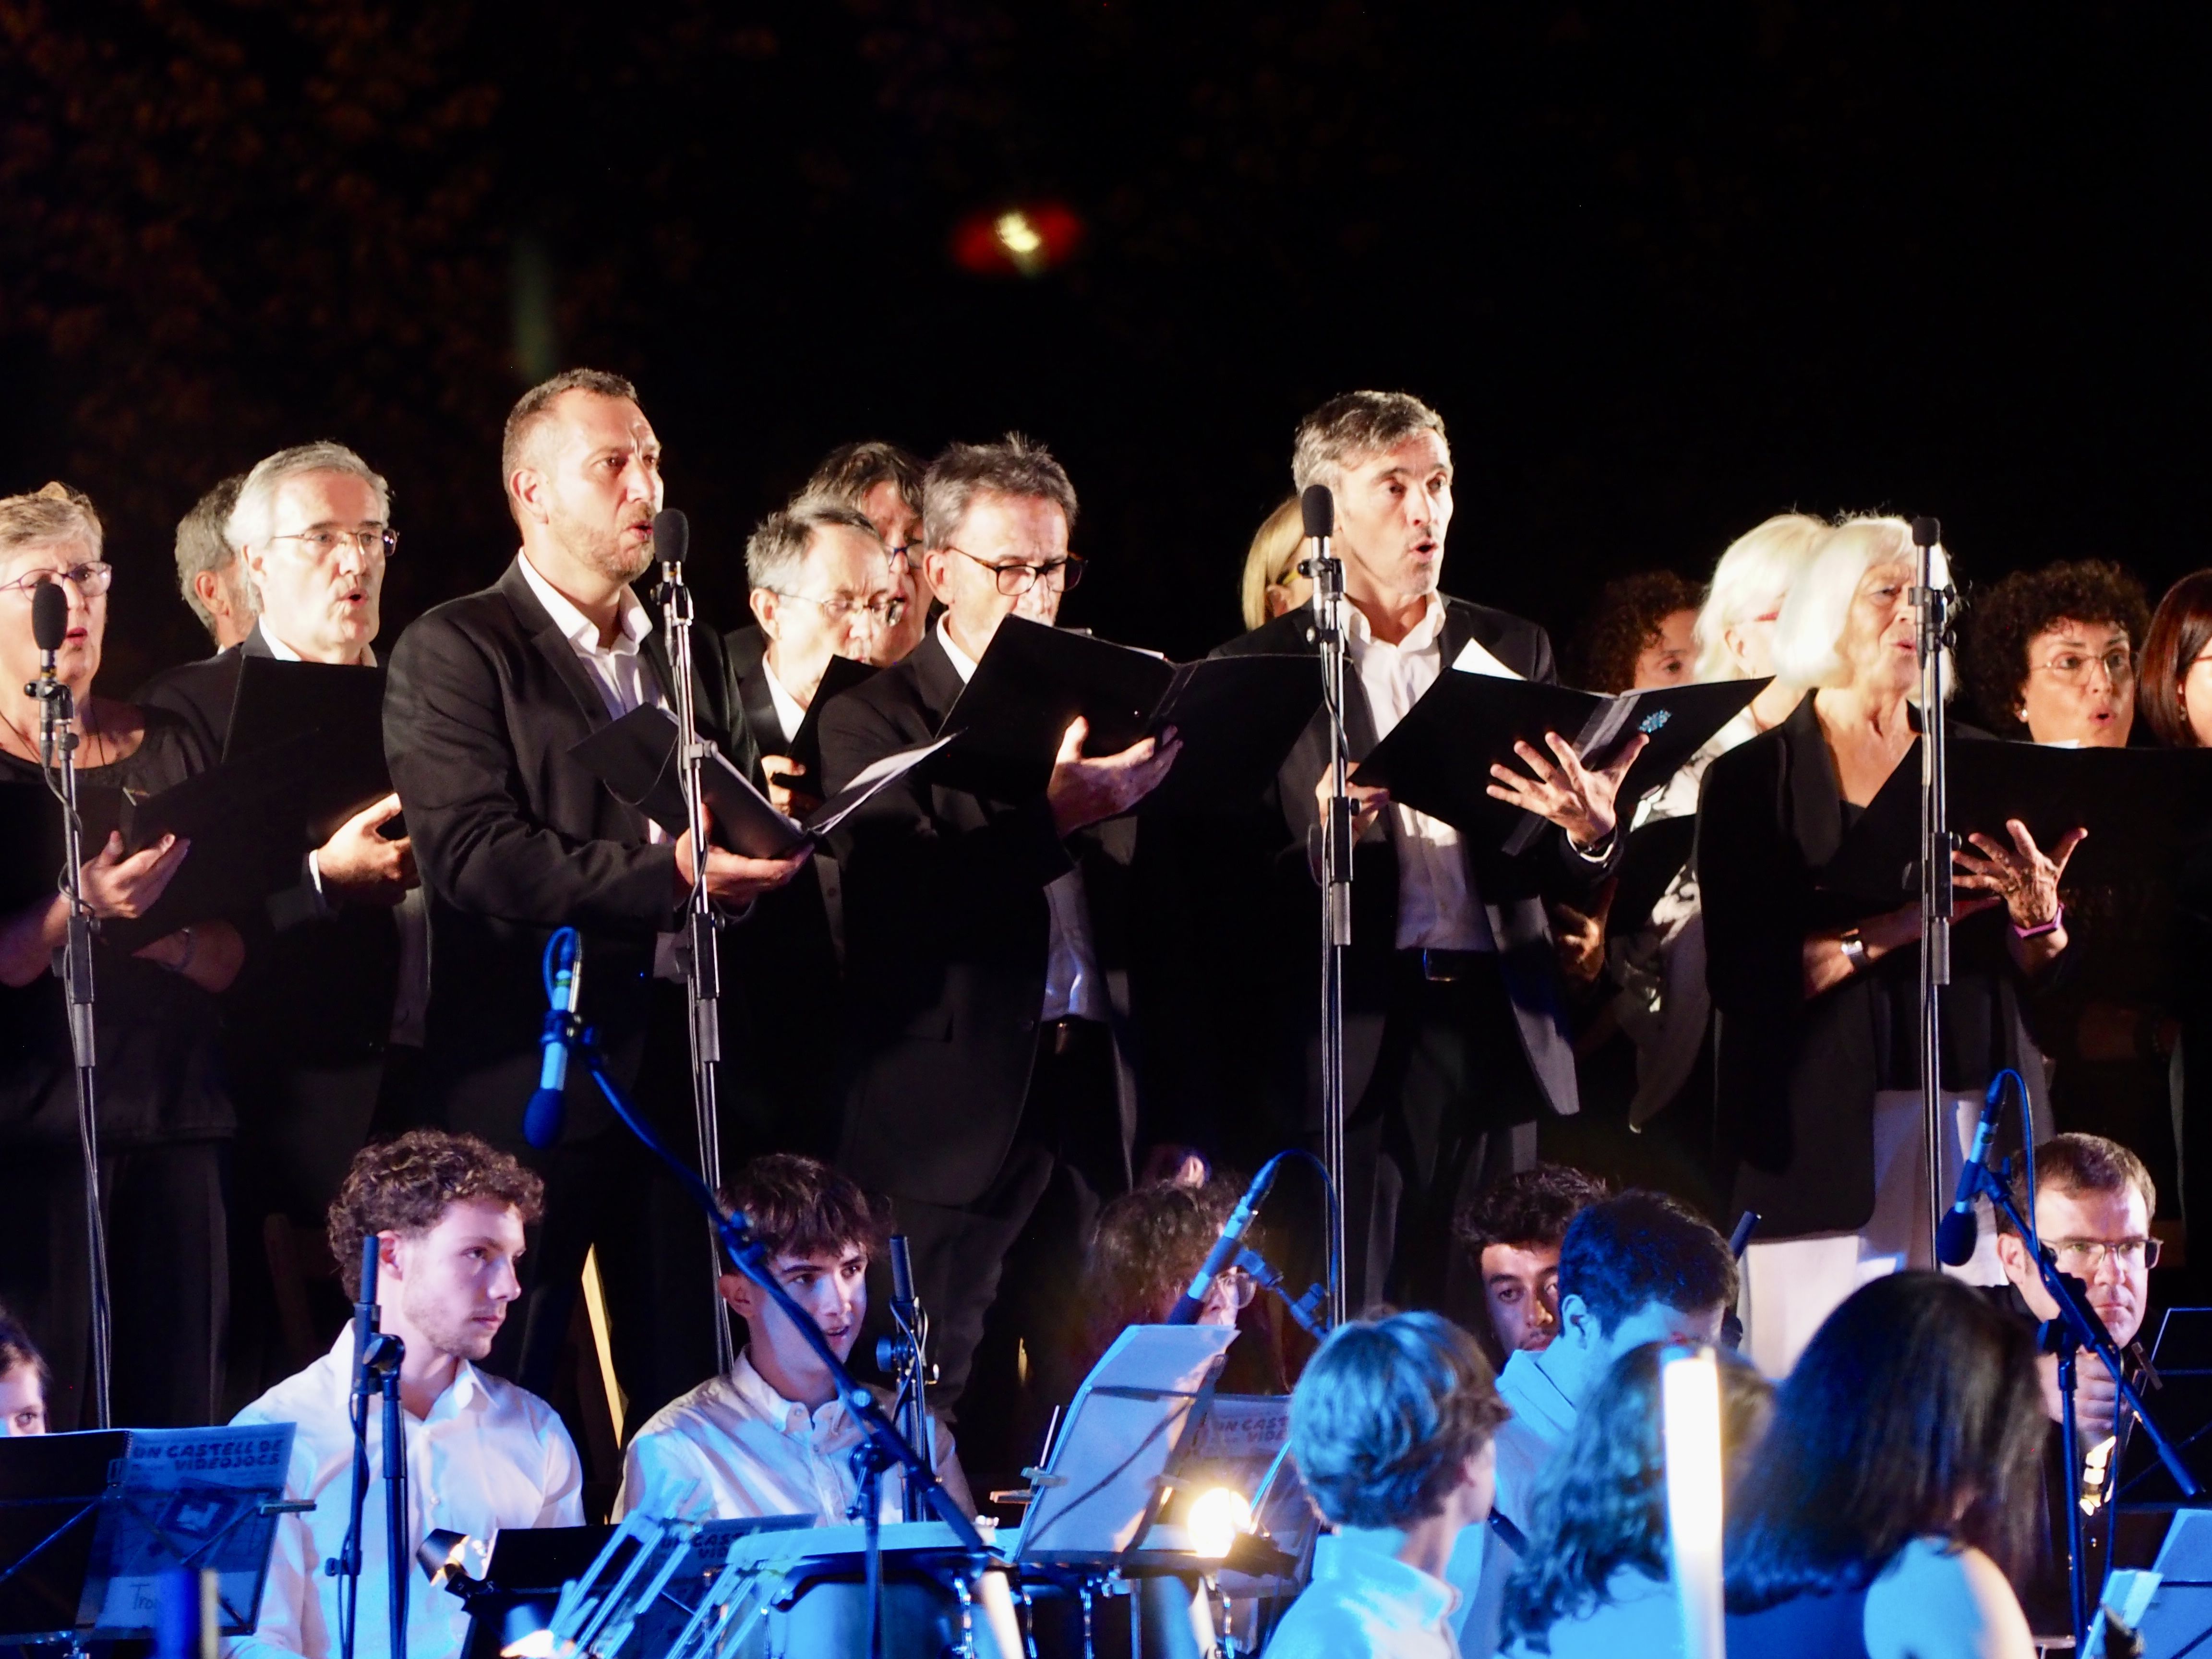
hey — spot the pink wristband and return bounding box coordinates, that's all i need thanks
[2011,901,2063,940]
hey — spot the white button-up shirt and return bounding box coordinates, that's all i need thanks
[613,1348,971,1526]
[223,1328,584,1659]
[1268,1527,1464,1659]
[936,617,1108,1023]
[1346,596,1494,953]
[1449,1346,1582,1654]
[761,657,806,747]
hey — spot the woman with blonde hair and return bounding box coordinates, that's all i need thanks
[1237,495,1310,631]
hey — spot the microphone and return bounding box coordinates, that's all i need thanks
[523,930,583,1149]
[1166,1155,1285,1325]
[31,580,67,655]
[1936,1073,2009,1267]
[652,507,689,567]
[1300,484,1333,542]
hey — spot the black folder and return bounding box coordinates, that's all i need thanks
[222,655,395,842]
[1610,811,1701,936]
[1350,673,1767,853]
[568,705,949,859]
[775,653,881,790]
[1820,735,2212,908]
[927,615,1322,813]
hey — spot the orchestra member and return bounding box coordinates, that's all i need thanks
[1452,1163,1610,1369]
[614,1154,974,1524]
[796,439,931,662]
[384,369,809,1424]
[817,432,1179,1483]
[1724,1273,2041,1659]
[1501,1344,1773,1657]
[228,1132,581,1659]
[141,443,420,1396]
[0,482,244,1429]
[1987,1133,2160,1641]
[1238,495,1309,630]
[1699,517,2079,1378]
[170,473,255,650]
[1271,1311,1509,1659]
[1213,391,1642,1314]
[0,1306,50,1437]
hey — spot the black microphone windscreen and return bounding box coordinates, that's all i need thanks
[31,581,67,653]
[1912,515,1942,549]
[1300,485,1334,540]
[652,508,690,565]
[1935,1205,1982,1269]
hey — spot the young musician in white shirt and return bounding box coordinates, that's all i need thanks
[615,1154,975,1525]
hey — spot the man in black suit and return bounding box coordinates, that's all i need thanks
[139,443,419,1400]
[384,369,810,1423]
[817,434,1179,1475]
[1212,391,1640,1315]
[721,500,907,1157]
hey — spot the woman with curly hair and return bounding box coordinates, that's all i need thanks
[1500,1342,1772,1656]
[1961,559,2149,745]
[1567,571,1706,695]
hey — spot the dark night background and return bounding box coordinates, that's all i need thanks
[0,2,2203,690]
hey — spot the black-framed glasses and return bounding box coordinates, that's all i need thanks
[948,545,1084,596]
[768,590,908,625]
[0,562,111,599]
[270,526,399,561]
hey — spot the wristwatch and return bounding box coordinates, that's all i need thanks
[1839,927,1869,974]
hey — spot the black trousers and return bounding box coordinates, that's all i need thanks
[868,1018,1122,1490]
[1345,953,1543,1317]
[0,1139,229,1430]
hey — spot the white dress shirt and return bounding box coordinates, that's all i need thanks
[1268,1527,1463,1659]
[613,1347,971,1525]
[936,617,1108,1022]
[224,1328,584,1659]
[1449,1347,1581,1655]
[760,657,806,748]
[1346,597,1495,953]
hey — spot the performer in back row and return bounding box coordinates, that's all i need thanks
[383,369,811,1430]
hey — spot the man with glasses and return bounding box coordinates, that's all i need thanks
[1988,1130,2162,1639]
[141,443,422,1400]
[817,432,1179,1490]
[799,440,931,662]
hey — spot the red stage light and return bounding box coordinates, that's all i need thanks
[950,201,1084,276]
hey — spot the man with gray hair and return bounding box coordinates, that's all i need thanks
[1210,390,1640,1320]
[140,441,423,1395]
[817,432,1178,1485]
[799,440,930,661]
[173,474,256,650]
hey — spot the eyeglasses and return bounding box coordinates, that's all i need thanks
[1201,1267,1257,1313]
[884,544,916,572]
[2029,647,2133,686]
[269,527,399,561]
[0,562,112,599]
[769,590,909,625]
[948,546,1085,596]
[2049,1236,2160,1272]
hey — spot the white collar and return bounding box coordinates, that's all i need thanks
[727,1347,846,1438]
[936,614,981,685]
[321,1322,482,1422]
[516,553,652,656]
[257,621,376,669]
[1347,592,1447,653]
[759,655,808,746]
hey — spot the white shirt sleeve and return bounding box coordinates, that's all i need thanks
[613,1427,715,1522]
[537,1407,586,1527]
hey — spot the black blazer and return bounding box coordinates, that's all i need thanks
[1699,696,2039,1236]
[817,629,1137,1208]
[1211,598,1609,1130]
[136,626,399,1067]
[383,560,747,1144]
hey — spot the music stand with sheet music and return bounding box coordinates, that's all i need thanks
[0,1425,299,1645]
[543,1512,812,1659]
[2113,1308,2212,1513]
[1163,1394,1317,1600]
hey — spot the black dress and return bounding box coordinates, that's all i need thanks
[0,705,233,1428]
[1698,697,2045,1237]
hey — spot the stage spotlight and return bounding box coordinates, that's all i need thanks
[1186,1486,1253,1559]
[950,200,1083,276]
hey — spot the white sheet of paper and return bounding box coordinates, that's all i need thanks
[1449,637,1525,679]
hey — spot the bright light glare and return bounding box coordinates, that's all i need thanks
[1661,1346,1725,1659]
[1187,1486,1253,1559]
[994,211,1043,255]
[500,1631,558,1659]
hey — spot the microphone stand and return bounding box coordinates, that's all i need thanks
[1302,512,1352,1332]
[24,640,110,1427]
[1960,1083,2199,1651]
[328,1238,409,1659]
[875,1235,938,1524]
[653,516,736,1377]
[1910,514,1954,1268]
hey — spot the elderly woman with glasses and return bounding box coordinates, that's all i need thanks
[0,482,242,1431]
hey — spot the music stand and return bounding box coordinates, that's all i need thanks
[2114,1309,2212,1511]
[2094,1508,2212,1657]
[1163,1394,1317,1599]
[545,1512,810,1659]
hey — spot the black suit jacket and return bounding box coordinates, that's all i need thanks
[817,629,1136,1208]
[136,626,400,1067]
[1211,598,1609,1130]
[383,560,747,1144]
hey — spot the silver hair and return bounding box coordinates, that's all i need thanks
[226,442,392,553]
[0,482,103,564]
[1291,390,1449,495]
[1772,514,1954,694]
[921,433,1079,552]
[1691,512,1824,682]
[746,498,885,594]
[175,474,251,635]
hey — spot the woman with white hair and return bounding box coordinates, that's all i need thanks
[1698,516,2079,1377]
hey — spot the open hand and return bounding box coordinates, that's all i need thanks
[1954,819,2083,931]
[81,830,190,920]
[1046,716,1182,836]
[1487,730,1648,851]
[674,806,813,908]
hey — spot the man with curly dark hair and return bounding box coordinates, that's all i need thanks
[1455,1163,1611,1365]
[1962,558,2149,745]
[1566,570,1706,694]
[230,1132,578,1659]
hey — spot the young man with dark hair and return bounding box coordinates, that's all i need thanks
[1454,1163,1610,1365]
[228,1132,581,1659]
[614,1154,974,1525]
[1454,1188,1737,1653]
[1272,1310,1509,1659]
